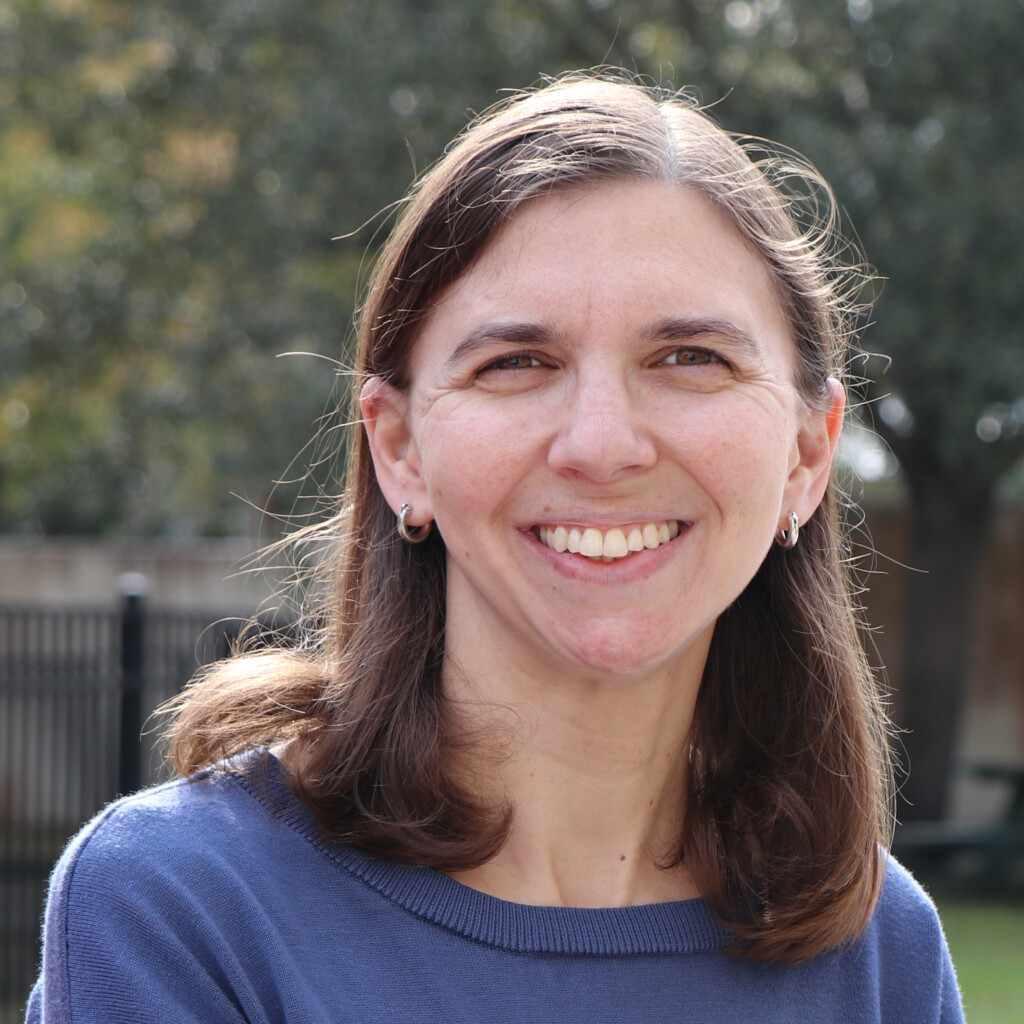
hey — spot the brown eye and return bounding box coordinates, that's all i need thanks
[484,353,543,371]
[661,348,720,366]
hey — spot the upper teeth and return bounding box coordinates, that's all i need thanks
[537,521,680,560]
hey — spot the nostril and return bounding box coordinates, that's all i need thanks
[548,407,657,480]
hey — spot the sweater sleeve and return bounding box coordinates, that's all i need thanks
[25,794,256,1024]
[939,935,964,1024]
[870,857,966,1024]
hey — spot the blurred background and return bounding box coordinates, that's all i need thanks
[1,0,1022,1019]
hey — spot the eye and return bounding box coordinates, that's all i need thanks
[658,347,723,367]
[479,352,545,372]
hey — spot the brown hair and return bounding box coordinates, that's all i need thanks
[163,72,892,962]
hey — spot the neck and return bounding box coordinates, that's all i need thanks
[444,630,709,907]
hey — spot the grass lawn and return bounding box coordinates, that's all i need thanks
[936,897,1024,1024]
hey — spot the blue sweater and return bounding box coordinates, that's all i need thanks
[26,753,964,1023]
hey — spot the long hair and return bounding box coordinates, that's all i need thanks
[163,72,892,962]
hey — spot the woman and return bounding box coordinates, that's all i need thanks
[27,73,963,1022]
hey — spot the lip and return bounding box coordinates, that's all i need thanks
[518,521,690,584]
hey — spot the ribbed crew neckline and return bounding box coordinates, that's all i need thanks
[233,752,731,957]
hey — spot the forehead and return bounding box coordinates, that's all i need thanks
[410,181,793,371]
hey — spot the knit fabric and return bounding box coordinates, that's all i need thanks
[26,753,964,1023]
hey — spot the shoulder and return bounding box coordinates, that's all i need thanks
[32,755,322,1022]
[852,853,964,1023]
[56,760,274,888]
[51,752,318,920]
[871,854,947,943]
[42,759,278,965]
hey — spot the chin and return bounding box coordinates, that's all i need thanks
[552,623,708,684]
[552,634,688,684]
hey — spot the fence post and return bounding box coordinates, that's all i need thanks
[117,573,148,796]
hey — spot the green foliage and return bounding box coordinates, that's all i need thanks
[0,0,573,534]
[1,0,1022,535]
[735,0,1024,496]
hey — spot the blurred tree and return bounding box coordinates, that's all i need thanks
[0,0,573,535]
[1,0,1021,819]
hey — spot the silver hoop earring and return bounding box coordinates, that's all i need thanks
[397,503,430,544]
[776,512,799,550]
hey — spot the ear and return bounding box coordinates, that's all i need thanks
[360,376,433,527]
[781,378,845,529]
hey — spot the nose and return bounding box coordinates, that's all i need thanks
[547,369,657,482]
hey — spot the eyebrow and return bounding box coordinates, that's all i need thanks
[444,314,759,366]
[646,316,759,352]
[445,320,558,366]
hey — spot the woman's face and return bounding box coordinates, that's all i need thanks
[364,181,840,685]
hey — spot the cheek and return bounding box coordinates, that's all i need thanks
[672,398,796,512]
[418,404,538,514]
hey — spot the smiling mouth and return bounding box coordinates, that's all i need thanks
[535,521,682,562]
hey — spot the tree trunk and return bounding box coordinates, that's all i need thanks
[896,477,993,822]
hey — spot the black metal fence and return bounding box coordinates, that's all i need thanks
[0,594,265,1018]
